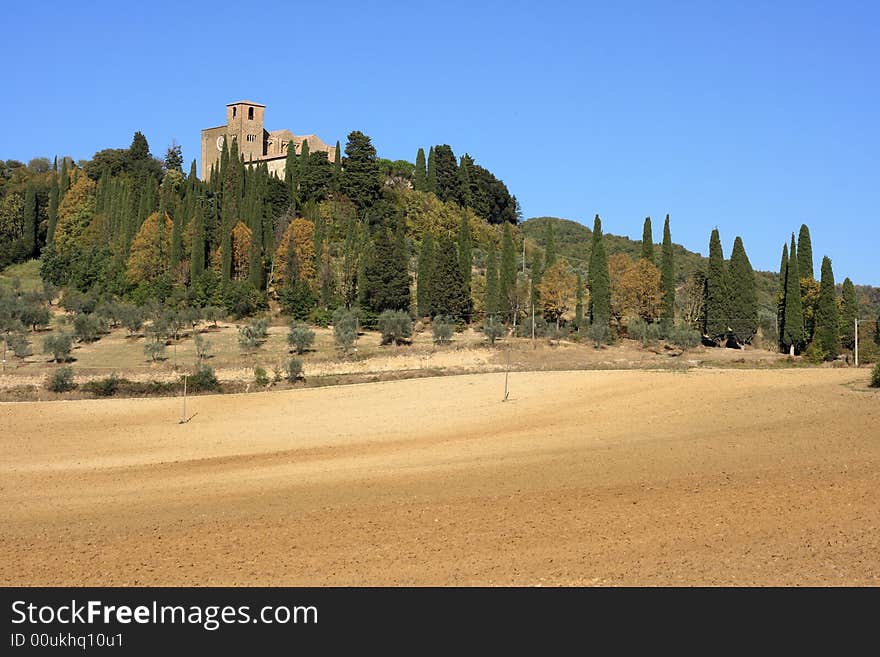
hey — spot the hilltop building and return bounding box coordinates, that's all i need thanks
[200,100,335,180]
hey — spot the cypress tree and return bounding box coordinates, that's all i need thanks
[777,243,788,351]
[530,254,542,312]
[641,216,654,264]
[485,243,499,317]
[47,171,59,245]
[414,148,427,192]
[431,235,469,321]
[660,214,675,329]
[588,215,610,328]
[361,226,410,314]
[416,233,435,316]
[458,212,472,294]
[814,256,838,360]
[59,158,69,203]
[426,146,437,194]
[22,185,37,257]
[727,236,757,345]
[499,223,517,321]
[797,224,814,280]
[782,233,805,355]
[457,155,471,207]
[298,139,310,202]
[170,210,183,269]
[334,140,342,175]
[284,140,298,204]
[220,138,241,283]
[190,201,206,280]
[703,228,728,341]
[574,273,584,328]
[433,145,459,203]
[839,277,858,351]
[544,222,556,270]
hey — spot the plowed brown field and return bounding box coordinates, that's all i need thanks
[2,369,878,585]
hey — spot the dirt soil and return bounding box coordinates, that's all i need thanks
[2,369,878,586]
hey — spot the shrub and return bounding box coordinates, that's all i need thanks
[628,318,661,346]
[19,305,50,331]
[587,322,610,348]
[250,317,269,340]
[83,373,120,397]
[238,324,263,352]
[204,306,225,327]
[333,308,358,353]
[432,315,454,344]
[308,307,333,328]
[483,315,504,346]
[254,366,270,387]
[73,313,104,343]
[46,366,75,392]
[668,325,702,350]
[286,358,304,382]
[186,365,219,392]
[517,315,547,338]
[7,332,32,358]
[194,333,212,361]
[377,310,412,345]
[804,342,827,364]
[118,304,145,336]
[43,333,73,362]
[144,340,166,362]
[287,321,315,354]
[871,362,880,388]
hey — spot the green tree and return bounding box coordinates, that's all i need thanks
[164,142,183,172]
[22,185,37,257]
[574,273,584,328]
[797,223,814,280]
[190,202,206,280]
[341,131,381,215]
[727,236,757,345]
[361,226,410,314]
[426,146,436,194]
[782,233,805,355]
[703,228,728,341]
[587,215,610,330]
[416,233,435,316]
[814,256,839,360]
[485,243,499,317]
[457,155,472,207]
[777,242,788,351]
[431,236,469,321]
[47,171,60,245]
[660,214,675,329]
[433,145,459,204]
[414,148,427,192]
[458,212,472,298]
[641,216,654,264]
[284,140,299,204]
[839,277,858,351]
[499,223,517,321]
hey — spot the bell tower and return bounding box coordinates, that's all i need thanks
[226,100,266,161]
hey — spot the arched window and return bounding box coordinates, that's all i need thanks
[248,107,254,120]
[232,107,237,118]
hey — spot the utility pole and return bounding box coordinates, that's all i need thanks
[854,318,859,368]
[179,374,187,424]
[531,303,536,344]
[502,334,511,402]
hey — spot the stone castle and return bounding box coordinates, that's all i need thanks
[200,100,336,180]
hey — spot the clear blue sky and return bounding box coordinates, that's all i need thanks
[4,1,878,283]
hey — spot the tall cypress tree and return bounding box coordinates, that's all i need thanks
[703,228,728,341]
[22,185,37,257]
[588,215,610,328]
[190,201,206,280]
[574,273,584,328]
[426,146,437,194]
[361,226,410,314]
[457,155,472,207]
[416,233,435,316]
[485,243,499,317]
[334,140,342,176]
[431,236,469,321]
[814,256,838,360]
[458,212,472,295]
[284,140,298,205]
[47,170,60,245]
[839,277,858,351]
[782,233,805,355]
[727,236,757,345]
[797,224,814,280]
[414,148,427,192]
[660,214,675,329]
[499,223,517,321]
[220,138,241,283]
[641,216,654,264]
[777,243,789,351]
[59,158,70,203]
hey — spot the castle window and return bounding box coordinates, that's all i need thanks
[233,107,237,118]
[248,107,254,120]
[246,134,256,142]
